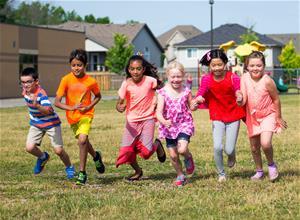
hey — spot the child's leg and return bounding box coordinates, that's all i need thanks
[26,126,45,158]
[249,135,263,170]
[212,121,226,176]
[53,147,71,167]
[260,131,274,164]
[128,161,143,179]
[87,139,96,158]
[168,147,183,176]
[224,120,240,156]
[77,134,89,172]
[26,143,44,158]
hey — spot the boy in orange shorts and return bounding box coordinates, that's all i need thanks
[55,49,105,185]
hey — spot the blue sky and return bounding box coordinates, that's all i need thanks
[25,0,300,36]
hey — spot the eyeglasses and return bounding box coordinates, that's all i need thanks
[20,80,35,85]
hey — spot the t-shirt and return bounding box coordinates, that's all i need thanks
[56,72,100,125]
[118,76,157,122]
[23,86,61,129]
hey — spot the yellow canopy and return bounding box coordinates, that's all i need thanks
[234,41,266,57]
[250,41,266,52]
[219,40,235,52]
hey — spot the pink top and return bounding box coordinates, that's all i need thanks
[157,86,194,139]
[118,76,157,122]
[241,72,279,136]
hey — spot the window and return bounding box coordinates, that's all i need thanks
[187,48,197,58]
[19,54,38,73]
[144,47,150,62]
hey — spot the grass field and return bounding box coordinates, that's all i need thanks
[0,95,299,220]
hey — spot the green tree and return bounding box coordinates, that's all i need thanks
[84,14,96,23]
[105,33,134,74]
[96,16,110,24]
[278,40,300,68]
[240,25,259,44]
[0,0,15,23]
[65,10,82,22]
[126,19,139,24]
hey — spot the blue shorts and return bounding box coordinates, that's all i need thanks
[165,133,190,148]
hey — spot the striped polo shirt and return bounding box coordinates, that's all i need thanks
[23,86,61,129]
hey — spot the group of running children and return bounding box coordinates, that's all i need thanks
[20,48,287,186]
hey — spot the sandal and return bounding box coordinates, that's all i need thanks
[126,170,143,181]
[154,138,166,163]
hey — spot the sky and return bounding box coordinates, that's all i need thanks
[23,0,300,36]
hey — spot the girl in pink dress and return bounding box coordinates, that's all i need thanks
[116,55,166,181]
[156,61,195,187]
[238,51,287,181]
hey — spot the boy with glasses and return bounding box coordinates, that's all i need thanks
[20,67,75,179]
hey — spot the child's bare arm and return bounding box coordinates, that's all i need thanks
[78,92,101,113]
[187,92,197,111]
[156,94,171,127]
[54,95,78,111]
[237,75,247,106]
[116,97,126,113]
[266,77,287,129]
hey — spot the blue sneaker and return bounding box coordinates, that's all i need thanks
[65,165,75,179]
[34,152,50,174]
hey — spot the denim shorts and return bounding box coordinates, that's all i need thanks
[165,132,190,148]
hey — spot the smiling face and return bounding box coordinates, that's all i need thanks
[70,58,85,78]
[20,75,38,94]
[128,60,145,83]
[167,68,184,90]
[209,58,226,77]
[247,58,265,80]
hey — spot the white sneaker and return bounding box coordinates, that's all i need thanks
[218,175,226,182]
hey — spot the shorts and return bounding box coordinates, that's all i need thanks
[27,125,63,148]
[165,132,190,148]
[71,117,92,138]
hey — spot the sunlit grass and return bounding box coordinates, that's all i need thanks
[0,95,299,219]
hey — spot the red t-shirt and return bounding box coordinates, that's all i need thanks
[206,72,245,122]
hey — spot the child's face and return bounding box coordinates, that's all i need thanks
[20,75,38,94]
[70,58,85,77]
[247,58,265,80]
[209,58,226,77]
[167,68,184,89]
[128,60,145,83]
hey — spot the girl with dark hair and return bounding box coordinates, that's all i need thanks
[116,54,166,181]
[191,49,245,182]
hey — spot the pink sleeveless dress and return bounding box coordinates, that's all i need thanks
[157,86,194,139]
[242,73,280,137]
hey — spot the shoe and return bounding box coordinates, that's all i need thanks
[34,152,50,174]
[184,155,195,175]
[94,151,105,174]
[126,170,143,182]
[65,165,75,179]
[218,175,226,182]
[154,138,166,163]
[76,171,87,185]
[227,153,236,168]
[174,175,187,187]
[268,164,279,182]
[251,171,264,181]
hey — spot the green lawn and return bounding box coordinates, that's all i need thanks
[0,95,299,220]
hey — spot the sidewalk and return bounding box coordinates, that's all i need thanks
[0,96,117,108]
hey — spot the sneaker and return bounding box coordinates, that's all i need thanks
[65,165,75,179]
[154,138,166,163]
[184,155,195,175]
[76,171,87,185]
[251,170,264,181]
[268,164,279,182]
[227,153,236,168]
[174,175,187,187]
[33,152,50,174]
[218,175,226,182]
[94,151,105,174]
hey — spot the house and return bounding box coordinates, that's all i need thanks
[267,33,300,54]
[0,23,85,98]
[48,21,164,70]
[174,23,284,69]
[157,25,202,65]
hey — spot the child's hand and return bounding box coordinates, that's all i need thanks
[163,119,172,128]
[236,91,243,105]
[28,93,38,106]
[116,103,126,113]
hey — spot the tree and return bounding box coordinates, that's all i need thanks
[105,33,134,74]
[96,16,110,24]
[240,25,259,44]
[278,40,300,69]
[126,19,139,24]
[84,14,96,23]
[0,0,15,23]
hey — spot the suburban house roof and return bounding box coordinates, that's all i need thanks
[175,23,283,48]
[157,25,202,48]
[267,33,300,53]
[47,21,163,51]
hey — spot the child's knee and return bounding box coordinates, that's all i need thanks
[77,136,88,146]
[169,153,179,162]
[25,143,36,153]
[260,140,272,149]
[53,146,64,155]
